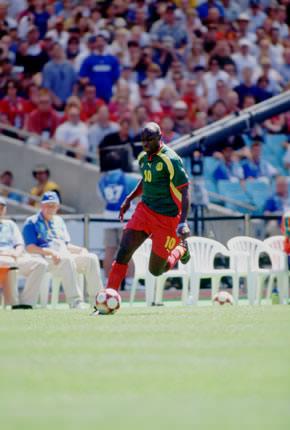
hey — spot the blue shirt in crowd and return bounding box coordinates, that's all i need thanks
[241,159,277,179]
[213,161,244,181]
[98,169,139,213]
[79,54,120,102]
[42,61,77,103]
[23,212,70,248]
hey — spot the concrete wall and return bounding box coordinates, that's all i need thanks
[0,135,104,213]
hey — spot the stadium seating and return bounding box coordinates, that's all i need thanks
[217,180,252,213]
[154,262,189,305]
[131,239,154,306]
[245,179,271,213]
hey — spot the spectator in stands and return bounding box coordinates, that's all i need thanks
[32,0,50,39]
[23,191,103,308]
[204,56,229,105]
[24,25,49,75]
[209,99,228,122]
[213,143,244,181]
[241,139,278,180]
[42,42,77,110]
[88,105,119,155]
[30,165,61,206]
[150,4,188,49]
[160,116,180,144]
[98,152,140,289]
[99,118,135,170]
[54,106,89,159]
[79,33,120,103]
[25,88,60,143]
[279,47,290,86]
[0,195,48,309]
[264,176,290,214]
[233,39,258,79]
[172,100,192,135]
[0,170,22,203]
[80,83,105,123]
[0,79,29,128]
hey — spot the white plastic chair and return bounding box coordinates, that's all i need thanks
[131,239,155,306]
[39,273,84,308]
[154,261,189,305]
[227,236,287,304]
[264,236,289,304]
[184,237,239,305]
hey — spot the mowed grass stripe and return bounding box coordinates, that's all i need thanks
[0,306,289,430]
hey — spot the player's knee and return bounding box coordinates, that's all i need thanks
[149,266,164,276]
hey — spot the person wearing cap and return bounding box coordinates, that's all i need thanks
[23,192,103,309]
[103,122,191,300]
[30,165,61,206]
[79,33,120,103]
[232,39,258,78]
[0,196,48,309]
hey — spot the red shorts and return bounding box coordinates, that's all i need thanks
[125,202,180,259]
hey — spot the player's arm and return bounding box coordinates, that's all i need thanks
[177,185,191,240]
[119,179,143,221]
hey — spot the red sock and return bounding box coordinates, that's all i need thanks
[106,261,128,291]
[166,245,184,270]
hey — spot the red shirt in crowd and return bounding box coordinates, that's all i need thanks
[81,98,105,121]
[26,108,60,137]
[0,97,30,128]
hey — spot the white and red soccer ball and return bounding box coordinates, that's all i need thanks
[213,291,234,305]
[95,288,121,314]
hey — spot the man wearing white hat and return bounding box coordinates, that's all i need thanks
[0,196,47,309]
[23,192,103,309]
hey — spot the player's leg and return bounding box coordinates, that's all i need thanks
[149,218,190,276]
[106,228,148,291]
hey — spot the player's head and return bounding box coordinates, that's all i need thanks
[141,122,162,154]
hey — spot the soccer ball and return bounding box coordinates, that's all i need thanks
[213,291,234,305]
[95,288,121,314]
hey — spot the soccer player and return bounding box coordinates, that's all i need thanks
[105,122,191,295]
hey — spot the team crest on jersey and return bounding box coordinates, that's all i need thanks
[156,162,163,171]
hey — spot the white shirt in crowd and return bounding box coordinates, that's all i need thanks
[55,121,89,151]
[0,219,23,250]
[203,70,229,105]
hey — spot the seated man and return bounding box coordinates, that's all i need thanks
[23,192,103,308]
[0,196,47,309]
[241,139,277,180]
[213,143,244,182]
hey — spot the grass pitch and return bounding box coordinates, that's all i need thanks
[0,305,289,430]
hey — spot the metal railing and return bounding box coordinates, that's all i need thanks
[10,213,283,251]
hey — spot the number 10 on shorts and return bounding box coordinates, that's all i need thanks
[164,235,176,250]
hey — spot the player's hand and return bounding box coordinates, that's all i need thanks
[176,222,190,239]
[119,198,131,222]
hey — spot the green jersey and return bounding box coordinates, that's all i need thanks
[138,144,189,217]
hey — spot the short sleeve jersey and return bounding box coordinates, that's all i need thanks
[0,220,24,250]
[23,212,70,248]
[138,144,189,217]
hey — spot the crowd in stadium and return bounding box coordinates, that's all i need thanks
[0,0,290,215]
